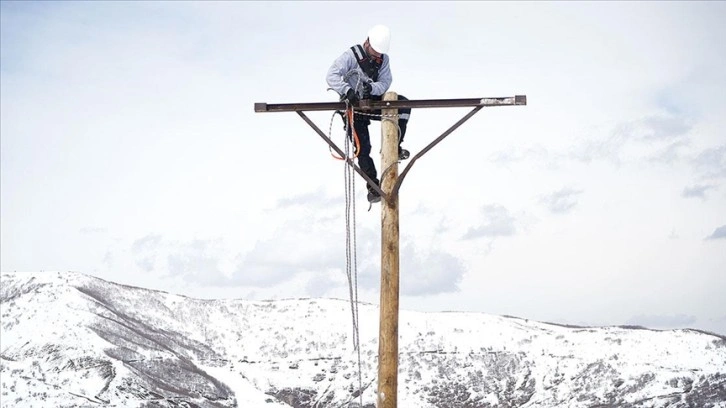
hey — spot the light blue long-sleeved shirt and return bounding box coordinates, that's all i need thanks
[326,46,392,98]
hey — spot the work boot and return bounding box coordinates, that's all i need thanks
[367,187,381,203]
[399,146,410,160]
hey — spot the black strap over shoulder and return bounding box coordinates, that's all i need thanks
[350,45,381,82]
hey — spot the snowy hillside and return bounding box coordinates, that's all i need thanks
[1,272,725,407]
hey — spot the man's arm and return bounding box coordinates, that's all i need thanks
[326,51,356,96]
[370,55,392,96]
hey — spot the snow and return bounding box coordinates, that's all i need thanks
[199,363,288,407]
[2,271,726,407]
[480,97,515,105]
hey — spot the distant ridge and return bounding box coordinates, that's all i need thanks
[2,271,725,407]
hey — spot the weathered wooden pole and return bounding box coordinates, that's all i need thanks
[377,91,400,408]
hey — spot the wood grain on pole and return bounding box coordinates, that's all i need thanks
[377,92,400,408]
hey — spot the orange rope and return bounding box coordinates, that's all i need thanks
[332,106,361,161]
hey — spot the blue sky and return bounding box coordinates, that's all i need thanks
[2,1,725,334]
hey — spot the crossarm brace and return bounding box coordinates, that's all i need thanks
[392,106,484,196]
[296,112,388,201]
[256,95,527,202]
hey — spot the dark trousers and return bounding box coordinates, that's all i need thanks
[346,94,410,190]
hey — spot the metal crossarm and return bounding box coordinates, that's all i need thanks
[253,95,527,201]
[254,95,526,113]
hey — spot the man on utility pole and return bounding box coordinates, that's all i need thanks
[326,24,412,204]
[256,45,525,405]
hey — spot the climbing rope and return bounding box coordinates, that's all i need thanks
[340,101,364,408]
[328,106,361,161]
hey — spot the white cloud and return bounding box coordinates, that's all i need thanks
[166,239,226,285]
[681,184,717,200]
[401,244,464,296]
[462,205,516,240]
[705,225,726,241]
[692,145,726,179]
[131,235,163,273]
[232,226,342,288]
[131,235,162,254]
[540,188,583,214]
[570,113,692,165]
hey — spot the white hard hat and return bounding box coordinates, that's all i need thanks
[367,25,390,54]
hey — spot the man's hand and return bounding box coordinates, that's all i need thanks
[361,83,372,99]
[344,88,358,104]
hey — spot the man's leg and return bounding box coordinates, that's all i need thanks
[397,95,411,159]
[368,94,411,160]
[351,117,380,200]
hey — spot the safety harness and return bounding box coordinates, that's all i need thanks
[350,45,382,81]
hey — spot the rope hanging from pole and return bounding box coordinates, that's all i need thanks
[341,108,364,408]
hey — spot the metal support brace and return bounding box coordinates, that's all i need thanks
[392,105,484,196]
[256,96,527,200]
[296,111,388,201]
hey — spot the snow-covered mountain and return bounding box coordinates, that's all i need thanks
[1,272,724,408]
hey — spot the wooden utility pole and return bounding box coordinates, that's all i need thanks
[254,94,525,408]
[377,92,400,408]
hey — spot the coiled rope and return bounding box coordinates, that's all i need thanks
[344,139,364,408]
[332,97,364,408]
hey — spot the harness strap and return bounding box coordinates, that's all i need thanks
[351,44,366,62]
[330,106,361,161]
[350,45,381,82]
